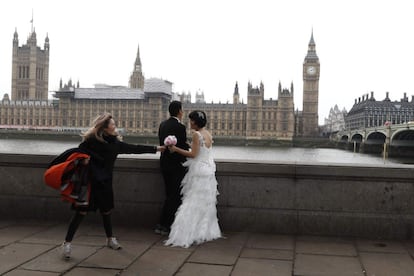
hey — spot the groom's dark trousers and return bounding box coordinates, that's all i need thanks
[160,166,187,227]
[158,116,189,229]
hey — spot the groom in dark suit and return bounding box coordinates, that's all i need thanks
[155,101,189,235]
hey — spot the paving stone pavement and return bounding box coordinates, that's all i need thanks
[1,220,414,276]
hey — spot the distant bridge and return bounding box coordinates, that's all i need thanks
[334,122,414,146]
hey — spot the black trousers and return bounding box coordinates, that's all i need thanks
[160,166,186,228]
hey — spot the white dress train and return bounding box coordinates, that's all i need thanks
[165,131,221,248]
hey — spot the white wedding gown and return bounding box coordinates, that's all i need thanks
[165,131,222,248]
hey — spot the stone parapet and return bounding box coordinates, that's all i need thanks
[0,153,413,239]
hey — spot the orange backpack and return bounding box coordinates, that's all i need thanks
[44,152,90,203]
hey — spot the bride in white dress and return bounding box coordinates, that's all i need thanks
[164,110,222,248]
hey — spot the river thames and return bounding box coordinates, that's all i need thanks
[1,138,413,166]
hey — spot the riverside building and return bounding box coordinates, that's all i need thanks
[345,91,414,130]
[1,26,321,139]
[321,105,347,136]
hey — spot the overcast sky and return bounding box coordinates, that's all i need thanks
[1,0,413,124]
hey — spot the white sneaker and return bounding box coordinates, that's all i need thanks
[61,242,71,259]
[107,237,122,250]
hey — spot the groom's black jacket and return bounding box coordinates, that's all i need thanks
[158,117,189,169]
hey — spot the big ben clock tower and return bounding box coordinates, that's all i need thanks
[302,31,320,137]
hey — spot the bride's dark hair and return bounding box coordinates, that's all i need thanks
[188,110,207,128]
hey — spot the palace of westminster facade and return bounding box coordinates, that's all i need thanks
[0,26,321,139]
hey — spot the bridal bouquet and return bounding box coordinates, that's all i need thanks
[164,135,177,146]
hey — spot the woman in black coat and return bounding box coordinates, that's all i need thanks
[61,112,164,259]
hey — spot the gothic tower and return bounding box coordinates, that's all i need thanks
[233,82,239,104]
[302,31,320,137]
[246,81,264,139]
[129,45,145,89]
[11,27,50,101]
[276,81,295,139]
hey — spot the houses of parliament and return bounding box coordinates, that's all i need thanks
[0,26,320,140]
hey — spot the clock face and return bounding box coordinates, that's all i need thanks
[307,66,316,75]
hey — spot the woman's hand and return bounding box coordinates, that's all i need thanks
[157,146,166,152]
[168,145,177,153]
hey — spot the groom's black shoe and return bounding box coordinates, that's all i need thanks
[154,224,170,236]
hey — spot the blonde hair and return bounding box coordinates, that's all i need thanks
[81,112,121,142]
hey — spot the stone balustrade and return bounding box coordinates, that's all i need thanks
[1,153,413,239]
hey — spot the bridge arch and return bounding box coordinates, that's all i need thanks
[351,133,363,142]
[365,131,386,145]
[390,129,414,146]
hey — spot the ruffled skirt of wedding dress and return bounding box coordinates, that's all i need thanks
[165,163,221,248]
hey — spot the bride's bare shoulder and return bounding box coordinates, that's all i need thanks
[202,130,213,147]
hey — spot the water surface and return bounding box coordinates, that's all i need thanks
[1,138,411,166]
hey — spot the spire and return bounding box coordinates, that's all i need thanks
[129,45,144,89]
[309,28,315,46]
[305,29,318,61]
[13,28,18,45]
[233,82,239,104]
[134,45,142,71]
[44,33,50,51]
[30,9,34,33]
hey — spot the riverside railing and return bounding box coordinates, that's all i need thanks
[1,153,413,239]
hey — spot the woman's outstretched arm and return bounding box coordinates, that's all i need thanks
[169,131,200,158]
